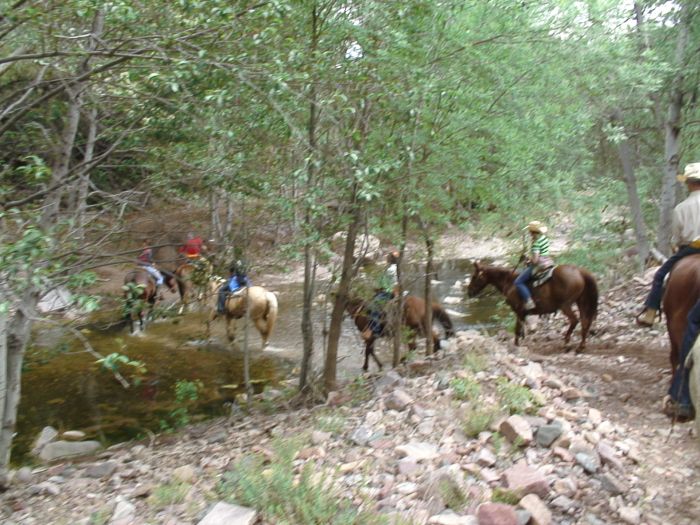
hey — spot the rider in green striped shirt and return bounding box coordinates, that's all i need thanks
[515,221,553,311]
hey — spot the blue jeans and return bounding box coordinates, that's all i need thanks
[668,298,700,410]
[515,266,534,302]
[645,246,700,310]
[368,291,393,335]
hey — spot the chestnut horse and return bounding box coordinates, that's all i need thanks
[122,267,176,333]
[466,261,598,352]
[345,295,455,371]
[175,258,214,313]
[210,284,278,349]
[662,254,700,373]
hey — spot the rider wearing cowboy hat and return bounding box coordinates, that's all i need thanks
[637,162,700,328]
[515,220,553,311]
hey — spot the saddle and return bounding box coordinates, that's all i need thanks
[530,265,556,288]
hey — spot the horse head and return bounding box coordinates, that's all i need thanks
[466,261,488,298]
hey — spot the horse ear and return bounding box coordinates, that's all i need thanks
[473,260,480,271]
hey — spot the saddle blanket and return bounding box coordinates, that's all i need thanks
[531,265,556,288]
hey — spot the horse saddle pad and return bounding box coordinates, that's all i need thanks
[531,265,556,288]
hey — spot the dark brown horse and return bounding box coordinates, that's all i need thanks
[122,268,176,333]
[466,261,598,353]
[346,295,455,371]
[663,254,700,373]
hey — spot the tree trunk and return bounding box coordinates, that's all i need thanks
[324,191,361,393]
[392,213,408,367]
[0,290,38,486]
[41,9,105,229]
[610,110,649,268]
[0,308,7,486]
[423,234,435,355]
[299,3,319,393]
[657,17,688,255]
[75,106,98,241]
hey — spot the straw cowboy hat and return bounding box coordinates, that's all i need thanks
[677,162,700,183]
[525,220,548,234]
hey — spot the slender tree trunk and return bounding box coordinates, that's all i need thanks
[0,308,7,486]
[610,111,649,268]
[299,3,319,393]
[423,233,434,355]
[243,284,252,407]
[657,17,688,255]
[75,106,98,241]
[0,289,38,486]
[41,9,105,229]
[324,189,361,393]
[392,213,408,367]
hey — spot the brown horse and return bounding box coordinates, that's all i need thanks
[122,267,176,333]
[466,261,598,353]
[662,254,700,374]
[175,258,214,313]
[210,285,279,348]
[345,295,455,371]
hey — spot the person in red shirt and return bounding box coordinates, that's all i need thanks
[179,232,208,259]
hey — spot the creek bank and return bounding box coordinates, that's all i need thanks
[2,314,699,524]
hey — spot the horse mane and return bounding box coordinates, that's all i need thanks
[480,264,517,293]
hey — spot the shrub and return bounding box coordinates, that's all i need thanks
[496,378,540,415]
[450,377,481,401]
[462,406,495,438]
[218,438,386,525]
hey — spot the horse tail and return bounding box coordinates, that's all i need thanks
[432,303,455,338]
[580,269,599,322]
[264,291,279,335]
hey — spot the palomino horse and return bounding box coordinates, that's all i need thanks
[466,261,598,353]
[175,258,214,313]
[122,268,176,333]
[211,285,278,348]
[345,295,455,371]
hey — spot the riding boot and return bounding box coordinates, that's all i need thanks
[636,308,657,327]
[524,298,536,311]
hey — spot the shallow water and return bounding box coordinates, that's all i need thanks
[15,259,508,463]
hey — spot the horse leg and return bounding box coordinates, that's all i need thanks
[514,317,524,345]
[255,317,270,348]
[577,305,593,353]
[560,304,578,349]
[226,316,237,342]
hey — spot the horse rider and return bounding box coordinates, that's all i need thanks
[637,162,700,328]
[179,231,209,262]
[364,250,399,340]
[217,261,251,315]
[515,220,554,311]
[137,239,166,289]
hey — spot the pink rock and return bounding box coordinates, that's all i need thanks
[503,463,550,498]
[476,503,518,525]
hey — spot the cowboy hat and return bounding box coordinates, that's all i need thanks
[524,220,548,234]
[676,162,700,183]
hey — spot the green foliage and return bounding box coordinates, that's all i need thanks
[438,479,468,510]
[462,352,488,374]
[160,379,204,430]
[491,487,521,505]
[462,406,495,438]
[87,507,111,525]
[218,438,386,525]
[313,410,347,435]
[96,347,147,386]
[496,378,541,415]
[348,375,372,406]
[148,481,191,509]
[449,377,481,401]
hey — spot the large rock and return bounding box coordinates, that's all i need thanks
[198,502,257,525]
[519,494,552,525]
[31,426,58,456]
[499,415,533,446]
[476,503,518,525]
[503,463,549,498]
[39,440,101,462]
[395,442,440,462]
[37,287,72,313]
[330,232,382,264]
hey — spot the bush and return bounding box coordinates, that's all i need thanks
[450,377,481,401]
[462,406,495,438]
[218,438,386,525]
[496,378,540,415]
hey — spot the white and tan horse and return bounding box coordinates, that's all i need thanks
[211,284,278,348]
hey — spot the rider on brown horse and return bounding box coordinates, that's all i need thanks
[637,163,700,328]
[514,221,553,311]
[648,163,700,420]
[364,250,399,340]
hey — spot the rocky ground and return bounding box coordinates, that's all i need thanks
[2,251,700,525]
